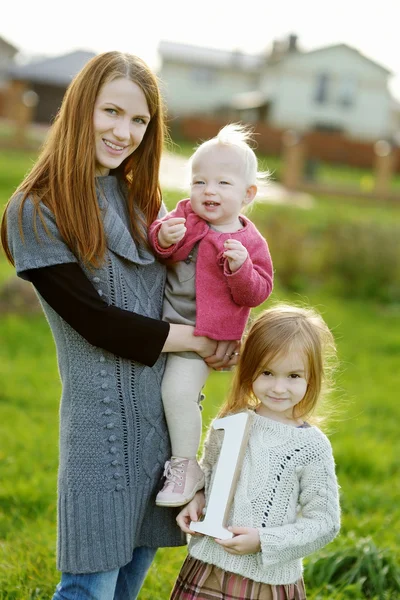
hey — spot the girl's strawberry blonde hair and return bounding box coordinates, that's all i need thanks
[217,303,337,423]
[1,51,168,268]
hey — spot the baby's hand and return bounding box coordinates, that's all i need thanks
[223,239,248,272]
[158,217,186,248]
[215,526,261,555]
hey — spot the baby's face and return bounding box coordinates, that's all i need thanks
[190,145,255,229]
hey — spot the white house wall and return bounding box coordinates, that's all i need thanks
[262,46,392,140]
[159,62,257,116]
[348,85,392,140]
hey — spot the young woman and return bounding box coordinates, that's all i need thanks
[172,304,341,600]
[1,51,238,600]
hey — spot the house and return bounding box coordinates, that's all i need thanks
[158,36,397,142]
[158,40,262,117]
[0,36,18,116]
[0,36,18,86]
[6,49,97,123]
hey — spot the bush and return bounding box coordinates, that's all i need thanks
[305,535,400,598]
[324,221,400,303]
[256,207,400,303]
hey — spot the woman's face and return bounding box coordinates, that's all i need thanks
[93,77,151,176]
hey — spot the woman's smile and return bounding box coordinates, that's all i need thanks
[93,77,150,176]
[102,138,128,152]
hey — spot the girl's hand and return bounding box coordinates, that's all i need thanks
[223,239,248,273]
[158,217,186,248]
[204,340,241,370]
[176,491,206,534]
[215,526,261,555]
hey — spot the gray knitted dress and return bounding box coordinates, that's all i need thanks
[6,176,185,574]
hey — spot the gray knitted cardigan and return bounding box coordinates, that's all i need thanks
[7,176,185,574]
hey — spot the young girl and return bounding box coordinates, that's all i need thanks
[148,124,274,507]
[171,304,341,600]
[1,51,235,600]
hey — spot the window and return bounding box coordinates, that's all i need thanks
[314,73,330,104]
[191,67,216,84]
[338,75,357,108]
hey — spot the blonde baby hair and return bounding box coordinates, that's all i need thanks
[218,303,337,423]
[189,122,269,188]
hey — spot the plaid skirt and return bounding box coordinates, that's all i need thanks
[170,556,306,600]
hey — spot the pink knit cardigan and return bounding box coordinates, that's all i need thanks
[148,199,273,340]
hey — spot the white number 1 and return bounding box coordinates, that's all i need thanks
[190,412,251,540]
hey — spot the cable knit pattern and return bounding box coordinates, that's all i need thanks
[189,411,340,584]
[6,176,185,574]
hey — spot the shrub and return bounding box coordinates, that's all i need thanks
[324,221,400,303]
[257,208,400,303]
[305,535,400,598]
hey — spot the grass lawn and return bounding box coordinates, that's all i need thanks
[1,148,399,599]
[1,288,399,599]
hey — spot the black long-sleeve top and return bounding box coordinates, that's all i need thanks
[25,262,170,367]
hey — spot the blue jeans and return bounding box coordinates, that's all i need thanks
[52,546,157,600]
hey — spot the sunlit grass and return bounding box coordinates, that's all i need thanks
[1,144,399,598]
[1,290,399,598]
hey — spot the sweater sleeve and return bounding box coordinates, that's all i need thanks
[148,220,180,259]
[6,195,79,275]
[148,200,188,259]
[148,199,209,262]
[257,455,341,568]
[25,263,170,367]
[223,230,273,307]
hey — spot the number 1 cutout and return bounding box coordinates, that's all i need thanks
[190,412,251,540]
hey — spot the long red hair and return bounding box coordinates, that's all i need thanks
[1,51,168,267]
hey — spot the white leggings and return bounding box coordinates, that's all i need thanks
[161,353,211,458]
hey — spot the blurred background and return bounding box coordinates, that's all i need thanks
[1,2,399,599]
[1,0,400,198]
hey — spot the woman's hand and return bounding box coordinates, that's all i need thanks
[204,340,241,370]
[162,325,217,356]
[193,336,219,359]
[162,326,240,369]
[215,526,261,555]
[176,491,206,534]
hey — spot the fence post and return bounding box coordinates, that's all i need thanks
[8,81,39,148]
[281,130,306,190]
[374,140,393,195]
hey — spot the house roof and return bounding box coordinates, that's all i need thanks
[8,49,97,86]
[158,40,263,71]
[0,35,18,55]
[302,43,391,75]
[159,39,392,76]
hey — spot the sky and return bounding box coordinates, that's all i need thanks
[2,0,400,100]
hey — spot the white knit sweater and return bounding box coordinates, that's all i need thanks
[189,410,340,584]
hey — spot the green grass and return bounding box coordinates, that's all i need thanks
[1,290,399,598]
[1,147,400,598]
[0,149,37,203]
